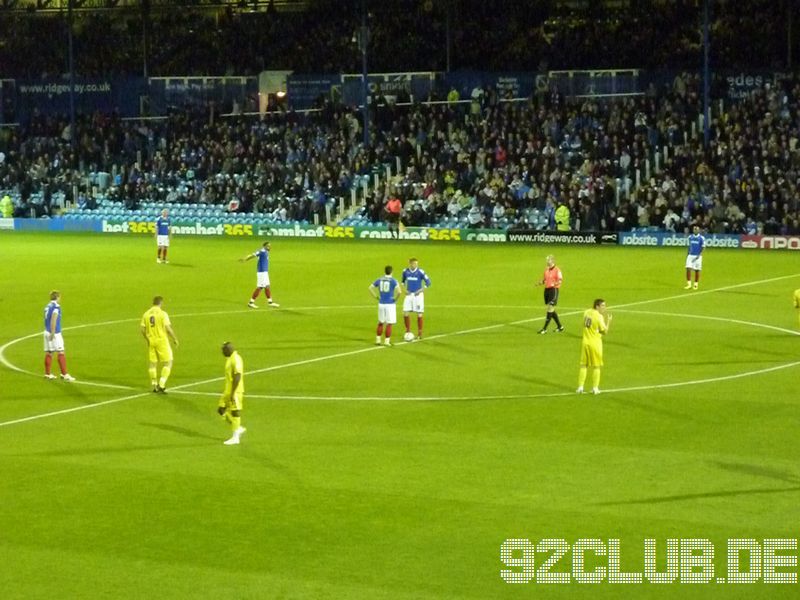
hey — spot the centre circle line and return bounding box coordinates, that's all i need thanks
[1,273,799,427]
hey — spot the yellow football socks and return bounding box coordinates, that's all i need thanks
[578,367,587,388]
[158,365,171,388]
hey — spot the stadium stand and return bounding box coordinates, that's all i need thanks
[3,71,800,235]
[1,1,799,234]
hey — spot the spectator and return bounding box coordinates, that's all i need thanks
[0,193,12,218]
[467,203,483,228]
[555,201,570,232]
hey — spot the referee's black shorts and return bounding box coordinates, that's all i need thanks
[544,287,559,306]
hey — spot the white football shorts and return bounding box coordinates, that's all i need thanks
[157,235,170,247]
[257,271,271,288]
[685,254,702,270]
[403,292,425,313]
[43,331,65,353]
[378,303,397,324]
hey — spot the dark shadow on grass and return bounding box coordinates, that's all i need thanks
[255,340,370,350]
[236,446,302,483]
[602,340,638,350]
[716,344,794,357]
[140,421,219,441]
[163,394,205,416]
[399,345,468,366]
[718,290,775,297]
[46,381,97,405]
[161,262,193,268]
[262,308,308,316]
[594,486,800,506]
[14,441,213,458]
[601,395,702,422]
[711,461,799,485]
[505,373,561,387]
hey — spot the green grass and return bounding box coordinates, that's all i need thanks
[0,231,799,599]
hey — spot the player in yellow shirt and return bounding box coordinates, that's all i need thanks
[577,298,612,395]
[218,342,246,445]
[794,289,800,328]
[140,296,179,393]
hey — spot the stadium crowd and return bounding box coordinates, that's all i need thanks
[3,70,800,235]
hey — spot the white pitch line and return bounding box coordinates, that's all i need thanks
[0,391,152,428]
[0,274,798,427]
[166,358,800,401]
[168,389,578,401]
[609,272,800,308]
[615,308,800,337]
[0,304,376,387]
[0,304,582,391]
[166,309,800,401]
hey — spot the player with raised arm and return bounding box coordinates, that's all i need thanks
[577,298,611,395]
[370,265,402,346]
[684,225,705,290]
[537,254,564,334]
[43,290,75,381]
[241,241,279,308]
[140,296,179,393]
[218,342,246,445]
[155,209,171,264]
[401,257,431,340]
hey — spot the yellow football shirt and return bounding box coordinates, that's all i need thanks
[582,308,607,349]
[795,289,800,327]
[224,351,245,398]
[140,306,171,343]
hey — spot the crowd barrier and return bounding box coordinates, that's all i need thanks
[4,218,800,250]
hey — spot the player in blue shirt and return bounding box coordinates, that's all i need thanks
[684,225,705,290]
[43,290,75,381]
[155,209,171,264]
[369,265,402,346]
[401,257,431,340]
[241,241,279,308]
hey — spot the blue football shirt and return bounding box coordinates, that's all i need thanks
[401,267,431,293]
[687,234,705,256]
[44,301,62,333]
[156,217,170,236]
[373,276,399,304]
[253,248,269,272]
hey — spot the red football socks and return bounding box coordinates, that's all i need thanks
[57,353,67,375]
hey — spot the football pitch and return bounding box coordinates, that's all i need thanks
[0,231,798,599]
